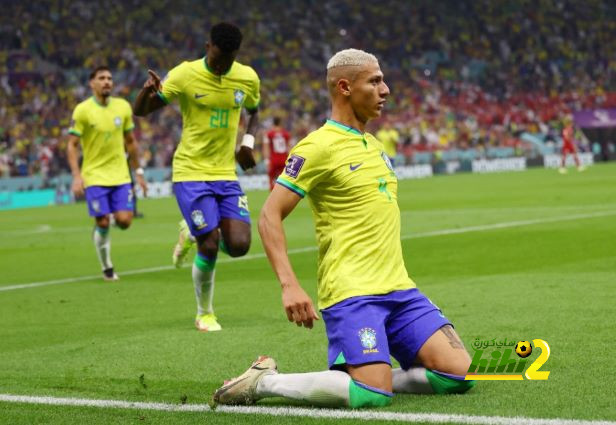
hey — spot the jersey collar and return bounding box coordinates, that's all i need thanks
[91,96,109,107]
[325,119,363,136]
[203,56,234,76]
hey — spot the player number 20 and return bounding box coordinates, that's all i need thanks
[210,108,229,128]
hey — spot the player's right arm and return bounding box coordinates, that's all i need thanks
[67,134,84,197]
[67,105,86,197]
[133,70,166,116]
[259,185,319,329]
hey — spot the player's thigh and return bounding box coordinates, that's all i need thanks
[173,182,220,237]
[109,184,134,228]
[219,218,251,255]
[217,181,251,224]
[415,325,471,376]
[386,288,455,371]
[322,296,392,391]
[346,362,392,393]
[217,181,251,252]
[85,186,112,218]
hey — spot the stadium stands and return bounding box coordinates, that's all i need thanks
[1,0,614,178]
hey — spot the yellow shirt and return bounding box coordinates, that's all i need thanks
[277,120,415,309]
[375,128,399,158]
[68,96,133,187]
[160,58,260,182]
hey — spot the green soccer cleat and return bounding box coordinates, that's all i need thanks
[212,356,278,406]
[195,313,222,332]
[172,220,195,268]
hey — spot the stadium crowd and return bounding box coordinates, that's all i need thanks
[1,0,615,178]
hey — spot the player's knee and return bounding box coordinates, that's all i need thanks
[348,380,392,408]
[225,236,251,257]
[426,369,475,394]
[198,241,219,259]
[115,219,131,230]
[422,350,471,378]
[96,216,110,228]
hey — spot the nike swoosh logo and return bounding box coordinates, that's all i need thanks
[349,162,363,171]
[194,93,208,99]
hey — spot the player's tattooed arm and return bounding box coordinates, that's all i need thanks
[440,325,466,350]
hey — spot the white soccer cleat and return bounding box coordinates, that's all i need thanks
[212,356,278,406]
[172,220,195,268]
[577,165,587,172]
[195,313,222,332]
[558,167,568,174]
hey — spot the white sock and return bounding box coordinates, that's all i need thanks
[392,367,434,394]
[93,226,112,270]
[192,256,215,316]
[256,370,351,407]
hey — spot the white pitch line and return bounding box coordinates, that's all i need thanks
[2,210,614,293]
[0,394,614,425]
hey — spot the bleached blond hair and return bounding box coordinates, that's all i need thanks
[327,49,378,70]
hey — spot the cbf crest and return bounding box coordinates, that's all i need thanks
[191,210,206,230]
[114,116,122,128]
[358,328,379,354]
[234,89,245,105]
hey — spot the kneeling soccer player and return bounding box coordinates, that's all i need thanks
[212,49,475,408]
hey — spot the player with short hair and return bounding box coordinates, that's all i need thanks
[263,117,292,190]
[559,115,585,174]
[134,22,260,332]
[213,49,475,408]
[67,66,147,281]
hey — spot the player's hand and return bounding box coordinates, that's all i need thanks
[281,283,319,329]
[236,146,256,171]
[71,175,84,198]
[136,174,148,198]
[144,69,162,92]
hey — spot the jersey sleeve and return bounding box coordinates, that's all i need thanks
[123,100,135,132]
[276,137,329,198]
[244,71,260,110]
[68,105,86,137]
[159,63,185,104]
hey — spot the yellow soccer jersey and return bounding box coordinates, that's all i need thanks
[159,58,260,182]
[68,97,134,187]
[277,120,415,309]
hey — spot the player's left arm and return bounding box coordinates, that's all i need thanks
[236,73,261,171]
[124,131,148,197]
[236,107,259,171]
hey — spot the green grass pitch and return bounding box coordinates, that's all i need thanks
[1,165,615,424]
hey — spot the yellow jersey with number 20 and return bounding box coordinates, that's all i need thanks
[160,58,260,182]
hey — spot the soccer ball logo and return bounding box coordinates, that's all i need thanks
[515,341,532,358]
